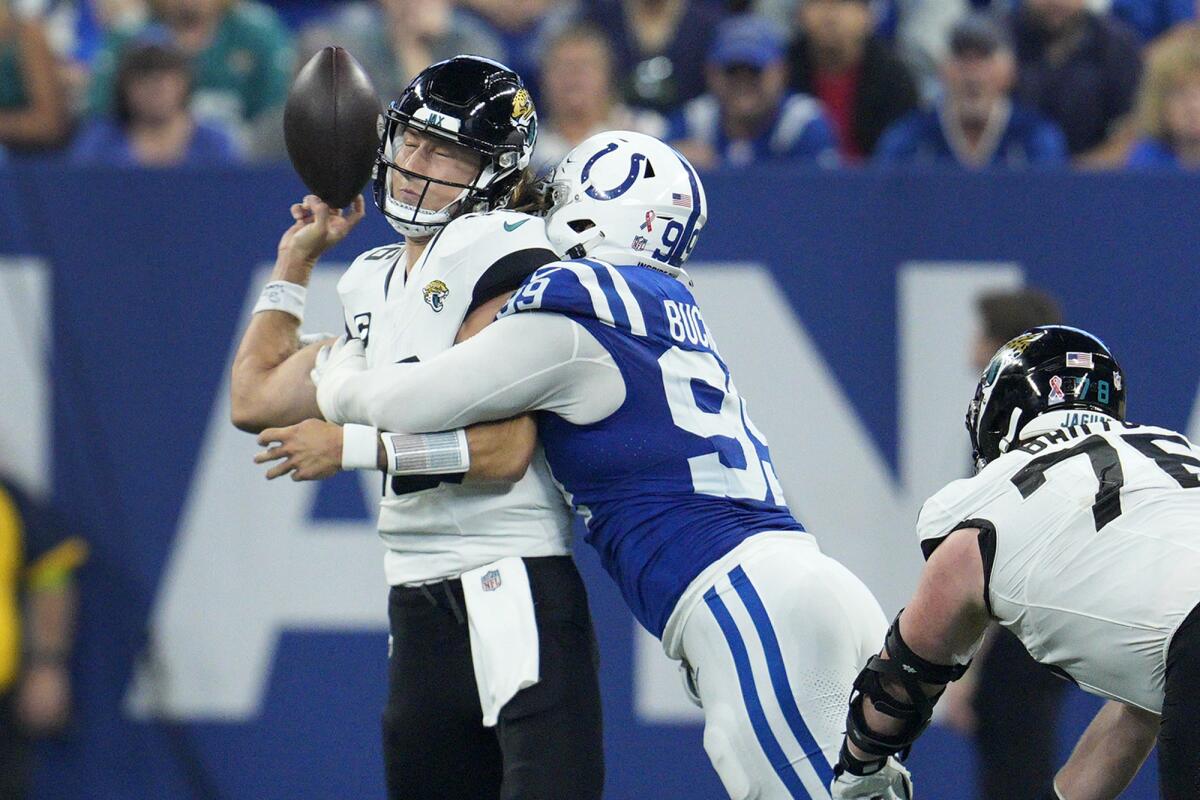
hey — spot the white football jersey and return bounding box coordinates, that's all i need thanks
[918,419,1200,712]
[338,210,575,586]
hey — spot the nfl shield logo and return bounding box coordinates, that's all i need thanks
[481,569,502,592]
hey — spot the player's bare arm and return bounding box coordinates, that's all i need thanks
[255,416,536,484]
[230,194,365,432]
[1053,699,1159,800]
[852,529,989,746]
[833,528,989,799]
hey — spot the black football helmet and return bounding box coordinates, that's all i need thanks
[966,325,1126,470]
[374,55,537,237]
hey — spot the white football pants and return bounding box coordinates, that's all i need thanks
[675,533,888,800]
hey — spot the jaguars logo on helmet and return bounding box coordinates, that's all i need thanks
[511,88,534,122]
[966,325,1126,471]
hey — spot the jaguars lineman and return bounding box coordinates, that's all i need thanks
[286,131,893,800]
[830,326,1200,800]
[232,56,603,799]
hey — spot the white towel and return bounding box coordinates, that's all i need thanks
[461,557,541,726]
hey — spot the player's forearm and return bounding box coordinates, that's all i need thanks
[369,417,535,483]
[847,530,990,764]
[231,314,326,432]
[1054,700,1158,800]
[231,251,332,431]
[463,416,537,483]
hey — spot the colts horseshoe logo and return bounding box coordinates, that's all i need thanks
[582,142,647,201]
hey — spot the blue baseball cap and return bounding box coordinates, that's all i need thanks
[709,16,787,69]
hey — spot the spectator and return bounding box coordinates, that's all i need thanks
[1127,28,1200,166]
[298,0,504,105]
[667,15,839,169]
[87,0,293,148]
[0,1,70,152]
[788,0,919,160]
[936,287,1071,800]
[876,15,1067,167]
[457,0,577,100]
[1012,0,1142,162]
[1112,0,1193,42]
[888,0,970,99]
[534,23,666,172]
[583,0,728,114]
[71,40,240,165]
[0,474,88,799]
[31,0,150,116]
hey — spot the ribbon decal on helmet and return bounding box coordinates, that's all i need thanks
[1049,375,1065,403]
[581,142,647,201]
[640,211,655,232]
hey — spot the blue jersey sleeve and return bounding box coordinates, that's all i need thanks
[500,260,649,336]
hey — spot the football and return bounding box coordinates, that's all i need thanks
[283,46,381,209]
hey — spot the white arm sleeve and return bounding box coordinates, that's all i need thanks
[329,312,626,433]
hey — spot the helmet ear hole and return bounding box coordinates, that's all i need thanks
[643,161,656,178]
[568,219,596,232]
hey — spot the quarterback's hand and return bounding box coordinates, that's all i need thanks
[256,419,344,481]
[277,194,365,271]
[831,757,914,800]
[312,335,366,423]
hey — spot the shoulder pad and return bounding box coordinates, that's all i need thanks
[436,211,553,260]
[339,242,403,291]
[499,259,649,336]
[916,452,1027,556]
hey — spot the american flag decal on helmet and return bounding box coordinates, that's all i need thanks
[671,192,692,208]
[1065,352,1094,368]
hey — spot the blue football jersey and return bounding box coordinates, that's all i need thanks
[499,259,804,636]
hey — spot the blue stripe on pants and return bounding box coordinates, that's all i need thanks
[729,565,836,791]
[704,586,810,798]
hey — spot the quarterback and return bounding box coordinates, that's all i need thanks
[233,56,603,799]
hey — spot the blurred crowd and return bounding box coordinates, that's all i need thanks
[2,0,1200,170]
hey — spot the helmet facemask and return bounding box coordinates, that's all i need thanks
[373,106,523,239]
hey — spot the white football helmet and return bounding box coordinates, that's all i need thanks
[543,131,708,276]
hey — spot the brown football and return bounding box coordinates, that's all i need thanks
[283,46,381,209]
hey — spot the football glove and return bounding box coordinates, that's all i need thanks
[831,757,914,800]
[312,334,366,423]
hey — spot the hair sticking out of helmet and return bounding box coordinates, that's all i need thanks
[373,56,538,238]
[966,325,1126,470]
[542,131,708,277]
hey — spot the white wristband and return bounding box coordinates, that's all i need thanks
[253,280,307,323]
[341,423,380,471]
[382,429,470,475]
